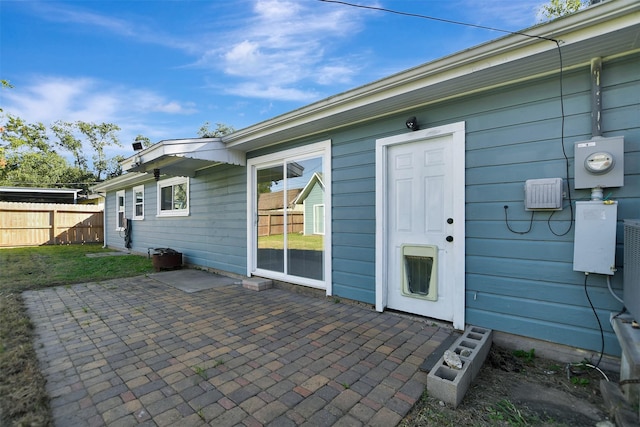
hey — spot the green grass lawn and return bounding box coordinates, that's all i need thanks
[0,244,154,293]
[0,244,154,427]
[258,233,323,251]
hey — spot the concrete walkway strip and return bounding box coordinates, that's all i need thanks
[24,269,452,426]
[148,269,240,293]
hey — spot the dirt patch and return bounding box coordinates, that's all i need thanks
[401,345,618,426]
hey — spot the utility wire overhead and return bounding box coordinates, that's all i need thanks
[318,0,559,42]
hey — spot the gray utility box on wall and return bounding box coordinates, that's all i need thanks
[524,178,563,211]
[574,136,624,189]
[573,200,618,275]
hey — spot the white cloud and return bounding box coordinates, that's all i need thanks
[31,2,197,52]
[224,40,264,76]
[316,65,358,86]
[3,76,198,125]
[127,91,198,115]
[22,1,366,103]
[206,0,365,100]
[254,0,300,21]
[154,101,193,114]
[1,75,203,157]
[3,77,105,124]
[36,3,138,37]
[226,82,319,102]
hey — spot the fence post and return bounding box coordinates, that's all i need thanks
[51,209,57,245]
[267,213,271,236]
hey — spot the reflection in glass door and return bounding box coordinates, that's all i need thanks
[255,156,324,281]
[287,157,323,280]
[256,165,284,272]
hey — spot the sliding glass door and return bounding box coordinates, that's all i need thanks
[249,142,330,289]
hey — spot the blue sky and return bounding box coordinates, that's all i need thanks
[1,0,547,159]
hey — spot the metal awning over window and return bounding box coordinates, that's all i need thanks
[122,138,245,178]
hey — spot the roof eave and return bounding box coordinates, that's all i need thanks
[121,137,246,178]
[222,0,640,152]
[91,172,153,193]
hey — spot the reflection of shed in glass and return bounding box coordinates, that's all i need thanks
[293,172,325,236]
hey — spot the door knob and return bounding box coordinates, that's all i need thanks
[446,236,454,242]
[447,218,453,224]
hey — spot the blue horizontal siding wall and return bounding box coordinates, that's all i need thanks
[460,54,639,356]
[103,52,638,357]
[328,53,638,355]
[105,163,247,275]
[331,123,397,304]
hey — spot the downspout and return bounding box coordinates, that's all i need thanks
[99,192,107,248]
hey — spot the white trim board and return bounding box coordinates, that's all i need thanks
[375,121,466,330]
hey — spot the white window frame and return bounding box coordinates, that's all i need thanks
[313,204,325,235]
[247,140,332,293]
[133,185,144,220]
[157,176,189,217]
[116,190,126,231]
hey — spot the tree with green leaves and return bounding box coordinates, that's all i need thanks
[1,82,130,190]
[198,121,235,138]
[0,115,78,187]
[1,115,51,153]
[106,155,125,178]
[75,121,122,182]
[48,120,123,182]
[1,119,126,189]
[0,80,13,115]
[51,120,87,170]
[539,0,586,20]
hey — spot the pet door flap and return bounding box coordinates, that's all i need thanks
[401,245,438,301]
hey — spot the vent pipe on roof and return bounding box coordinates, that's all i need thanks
[591,57,602,138]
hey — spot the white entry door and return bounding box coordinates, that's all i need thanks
[375,122,465,330]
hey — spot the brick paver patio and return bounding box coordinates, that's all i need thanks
[24,271,452,426]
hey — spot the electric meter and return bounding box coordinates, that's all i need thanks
[584,151,614,174]
[574,136,624,189]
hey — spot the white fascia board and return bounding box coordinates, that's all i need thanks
[159,139,217,155]
[122,138,219,170]
[223,0,639,150]
[121,137,245,171]
[91,172,152,193]
[180,141,245,165]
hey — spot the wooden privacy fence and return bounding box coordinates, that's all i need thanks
[258,211,303,236]
[0,202,104,247]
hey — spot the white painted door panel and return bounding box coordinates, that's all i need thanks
[386,135,455,321]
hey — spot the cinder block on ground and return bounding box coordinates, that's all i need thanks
[452,326,493,379]
[427,356,472,408]
[242,278,273,291]
[427,325,493,407]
